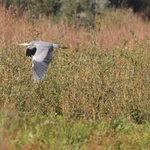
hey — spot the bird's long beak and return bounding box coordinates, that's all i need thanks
[18,43,30,46]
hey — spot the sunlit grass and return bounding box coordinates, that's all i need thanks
[0,7,150,149]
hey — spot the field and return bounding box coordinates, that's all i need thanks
[0,7,150,150]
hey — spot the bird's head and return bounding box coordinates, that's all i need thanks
[18,41,36,49]
[18,42,30,46]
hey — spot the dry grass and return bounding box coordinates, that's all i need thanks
[0,6,150,150]
[0,7,150,50]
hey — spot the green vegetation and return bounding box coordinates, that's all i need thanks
[1,0,110,21]
[0,6,150,150]
[1,114,150,150]
[1,0,150,25]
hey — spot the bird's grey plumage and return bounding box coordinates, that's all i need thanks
[18,40,60,82]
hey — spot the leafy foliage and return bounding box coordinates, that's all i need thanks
[0,7,150,150]
[1,0,110,25]
[110,0,150,19]
[1,0,150,24]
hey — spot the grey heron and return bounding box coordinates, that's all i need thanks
[18,40,67,82]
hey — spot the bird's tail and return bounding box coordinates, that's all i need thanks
[53,43,68,49]
[59,46,68,49]
[52,44,59,48]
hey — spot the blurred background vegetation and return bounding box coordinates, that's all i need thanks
[1,0,150,26]
[0,0,150,149]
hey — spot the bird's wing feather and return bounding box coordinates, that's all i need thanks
[43,46,54,64]
[32,46,54,82]
[33,44,50,62]
[32,67,40,82]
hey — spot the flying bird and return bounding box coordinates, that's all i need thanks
[18,40,67,82]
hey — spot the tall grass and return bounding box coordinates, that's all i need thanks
[0,7,150,50]
[0,7,150,149]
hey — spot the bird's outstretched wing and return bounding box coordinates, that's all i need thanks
[32,46,53,82]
